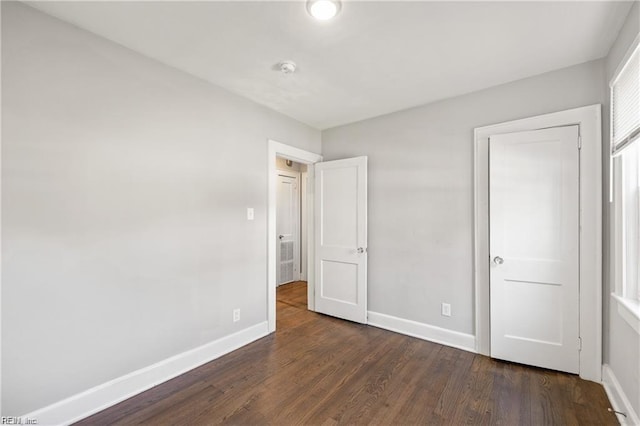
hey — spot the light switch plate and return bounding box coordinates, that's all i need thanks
[247,208,254,221]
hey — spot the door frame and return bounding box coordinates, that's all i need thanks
[300,171,309,281]
[268,140,322,333]
[473,104,602,382]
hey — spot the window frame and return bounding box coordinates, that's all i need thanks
[610,33,640,334]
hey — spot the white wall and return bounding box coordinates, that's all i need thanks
[322,60,605,336]
[603,1,640,417]
[1,2,320,415]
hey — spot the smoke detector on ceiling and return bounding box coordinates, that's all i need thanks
[279,60,297,74]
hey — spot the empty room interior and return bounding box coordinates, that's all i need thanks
[2,0,640,424]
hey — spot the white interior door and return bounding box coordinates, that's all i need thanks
[490,125,580,374]
[276,171,299,286]
[314,156,367,323]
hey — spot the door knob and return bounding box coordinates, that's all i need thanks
[493,256,504,265]
[278,235,284,240]
[357,247,365,254]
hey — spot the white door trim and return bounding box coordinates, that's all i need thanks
[268,140,322,333]
[473,104,602,381]
[300,171,309,281]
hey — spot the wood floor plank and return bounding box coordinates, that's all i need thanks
[488,360,529,425]
[75,281,619,426]
[366,341,444,424]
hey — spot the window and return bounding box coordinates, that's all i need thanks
[611,36,640,331]
[619,142,640,301]
[612,44,640,150]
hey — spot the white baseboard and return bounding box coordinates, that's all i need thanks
[22,322,270,426]
[367,311,476,353]
[602,364,640,425]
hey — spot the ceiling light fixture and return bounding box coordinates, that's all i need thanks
[307,0,341,21]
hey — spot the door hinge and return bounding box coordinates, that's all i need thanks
[578,136,582,150]
[578,337,582,351]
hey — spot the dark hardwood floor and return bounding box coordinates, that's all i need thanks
[77,281,618,425]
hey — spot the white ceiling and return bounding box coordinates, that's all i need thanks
[27,1,632,130]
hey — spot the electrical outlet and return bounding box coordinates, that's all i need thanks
[233,309,241,322]
[441,303,451,317]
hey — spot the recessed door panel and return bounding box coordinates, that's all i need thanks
[321,260,358,304]
[320,167,358,248]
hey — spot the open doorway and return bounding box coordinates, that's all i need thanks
[267,140,322,333]
[275,156,309,331]
[268,140,368,332]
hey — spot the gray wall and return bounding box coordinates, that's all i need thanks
[603,1,640,415]
[322,60,605,335]
[1,2,320,415]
